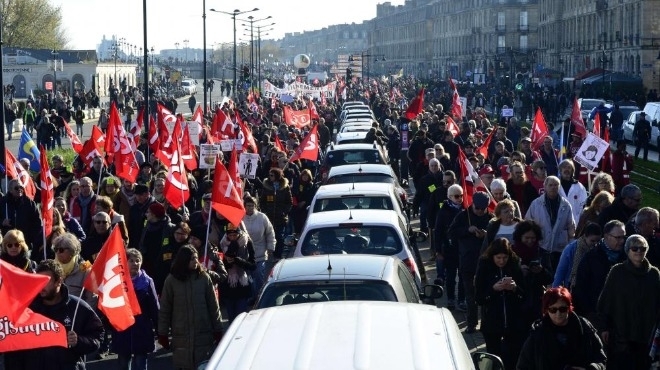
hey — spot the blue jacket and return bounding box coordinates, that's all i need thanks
[553,239,578,288]
[111,270,160,355]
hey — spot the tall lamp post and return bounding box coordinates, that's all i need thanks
[183,39,189,62]
[241,15,271,94]
[209,7,259,97]
[600,46,609,97]
[109,43,119,87]
[50,50,59,93]
[255,24,275,93]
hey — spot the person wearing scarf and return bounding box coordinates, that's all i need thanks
[51,232,95,307]
[553,223,603,290]
[218,225,256,323]
[0,229,37,272]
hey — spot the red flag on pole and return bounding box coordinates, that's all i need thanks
[79,139,106,168]
[283,106,312,129]
[457,148,478,209]
[0,260,68,352]
[593,112,601,138]
[5,149,37,199]
[445,116,461,137]
[106,103,140,183]
[229,147,243,199]
[62,119,83,153]
[308,99,320,120]
[274,134,286,153]
[289,124,320,162]
[91,125,106,148]
[211,108,234,138]
[571,97,587,137]
[39,145,54,238]
[148,114,159,153]
[127,107,144,150]
[236,113,258,153]
[181,122,198,171]
[448,78,463,120]
[211,159,246,227]
[404,88,425,120]
[163,123,190,210]
[83,227,142,331]
[531,108,549,150]
[476,128,496,159]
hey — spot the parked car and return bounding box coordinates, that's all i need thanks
[292,209,423,287]
[201,301,504,370]
[335,131,369,145]
[319,143,388,181]
[252,254,442,309]
[623,110,660,148]
[181,80,197,94]
[325,163,408,206]
[578,98,606,121]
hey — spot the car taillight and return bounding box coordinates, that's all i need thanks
[402,258,416,275]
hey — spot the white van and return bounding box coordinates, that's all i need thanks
[200,301,503,370]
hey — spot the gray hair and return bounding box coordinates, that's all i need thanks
[52,233,81,256]
[635,207,659,226]
[620,184,641,199]
[93,211,111,223]
[624,234,648,254]
[544,175,560,187]
[490,178,507,192]
[447,184,463,197]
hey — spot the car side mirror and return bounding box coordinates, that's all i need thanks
[422,284,443,301]
[472,352,505,370]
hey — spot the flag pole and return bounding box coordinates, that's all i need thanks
[96,164,104,193]
[203,202,212,264]
[559,121,566,163]
[42,226,47,261]
[70,287,85,334]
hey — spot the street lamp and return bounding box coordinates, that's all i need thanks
[175,42,180,62]
[241,15,271,94]
[150,46,155,83]
[209,7,259,97]
[50,50,59,93]
[183,39,189,62]
[255,23,275,95]
[600,46,609,97]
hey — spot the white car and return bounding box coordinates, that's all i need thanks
[309,183,408,230]
[578,98,605,121]
[325,163,408,207]
[181,80,197,95]
[335,131,369,145]
[292,209,422,287]
[341,101,366,110]
[623,110,660,147]
[339,124,372,133]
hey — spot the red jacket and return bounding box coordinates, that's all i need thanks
[603,150,633,189]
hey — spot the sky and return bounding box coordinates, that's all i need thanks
[50,0,405,53]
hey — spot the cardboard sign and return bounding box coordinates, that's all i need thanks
[219,140,234,152]
[574,133,609,171]
[238,153,260,179]
[502,108,514,117]
[183,121,200,146]
[199,144,221,169]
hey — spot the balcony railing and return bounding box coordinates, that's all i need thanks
[496,24,506,32]
[519,24,529,32]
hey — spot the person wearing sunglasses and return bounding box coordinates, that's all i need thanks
[517,287,606,370]
[0,229,37,272]
[598,235,660,369]
[51,232,95,307]
[81,212,113,262]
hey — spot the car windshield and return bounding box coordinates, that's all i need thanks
[324,149,383,167]
[619,107,639,119]
[327,173,395,185]
[182,81,191,86]
[255,280,399,309]
[580,100,604,111]
[301,226,403,256]
[313,195,394,213]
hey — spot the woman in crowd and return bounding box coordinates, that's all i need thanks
[218,224,256,323]
[242,195,276,295]
[112,249,160,370]
[99,176,120,198]
[585,172,615,207]
[598,235,660,369]
[158,245,223,370]
[553,223,603,289]
[51,232,95,306]
[489,179,523,219]
[291,169,317,234]
[94,195,129,243]
[475,238,526,370]
[54,196,86,241]
[64,180,81,211]
[516,287,606,370]
[575,192,614,237]
[484,199,521,248]
[0,229,36,272]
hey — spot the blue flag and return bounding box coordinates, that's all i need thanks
[18,128,41,172]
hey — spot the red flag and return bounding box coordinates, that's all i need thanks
[91,125,106,148]
[181,122,198,171]
[477,128,496,159]
[211,159,246,227]
[191,106,205,142]
[39,146,54,238]
[271,97,276,110]
[0,260,68,351]
[236,113,257,153]
[79,139,106,168]
[5,149,37,199]
[83,227,141,331]
[571,97,587,137]
[290,124,320,162]
[62,119,83,153]
[448,78,463,120]
[321,93,327,107]
[127,107,144,149]
[274,134,286,152]
[229,147,243,199]
[148,114,159,153]
[531,108,549,150]
[106,103,139,183]
[457,148,478,209]
[163,123,190,210]
[593,112,601,138]
[445,116,461,137]
[404,88,425,120]
[282,106,311,129]
[308,99,320,120]
[211,108,234,138]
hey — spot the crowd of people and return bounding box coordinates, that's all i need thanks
[0,73,657,369]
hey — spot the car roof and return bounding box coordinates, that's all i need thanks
[327,143,382,151]
[315,183,395,197]
[328,164,395,177]
[206,301,473,370]
[304,209,400,227]
[270,255,396,282]
[336,132,369,142]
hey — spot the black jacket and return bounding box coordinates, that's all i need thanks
[5,284,104,370]
[434,200,463,257]
[474,256,525,334]
[139,217,176,294]
[0,194,43,250]
[127,197,156,250]
[448,208,493,274]
[517,313,606,370]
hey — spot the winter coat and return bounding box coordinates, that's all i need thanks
[597,198,637,228]
[559,180,588,225]
[70,194,98,233]
[111,270,160,356]
[139,217,177,294]
[258,177,293,228]
[62,212,86,241]
[434,200,464,258]
[80,230,110,262]
[62,256,97,308]
[597,259,660,348]
[474,256,525,334]
[413,171,442,209]
[0,194,43,250]
[516,313,606,370]
[127,197,156,250]
[218,232,256,300]
[158,271,223,369]
[448,207,493,274]
[242,210,276,263]
[525,194,575,253]
[5,284,104,370]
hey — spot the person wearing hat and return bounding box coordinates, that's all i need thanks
[477,165,495,191]
[138,201,176,293]
[127,184,156,250]
[36,108,56,149]
[447,191,494,332]
[188,225,227,285]
[597,234,660,369]
[519,136,541,166]
[218,223,256,323]
[633,111,652,160]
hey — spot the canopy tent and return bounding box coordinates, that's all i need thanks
[574,68,608,80]
[580,72,643,85]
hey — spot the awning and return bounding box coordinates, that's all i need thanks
[574,68,608,80]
